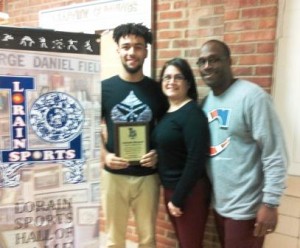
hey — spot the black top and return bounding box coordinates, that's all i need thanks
[152,101,209,208]
[101,75,168,176]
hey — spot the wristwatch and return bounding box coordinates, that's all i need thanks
[263,203,279,208]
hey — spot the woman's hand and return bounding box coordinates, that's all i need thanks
[168,201,183,217]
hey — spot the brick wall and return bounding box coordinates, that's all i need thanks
[0,0,4,11]
[3,0,279,247]
[154,0,278,96]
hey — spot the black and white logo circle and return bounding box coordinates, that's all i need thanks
[30,92,84,143]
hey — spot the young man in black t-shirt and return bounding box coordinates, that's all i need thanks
[101,23,167,248]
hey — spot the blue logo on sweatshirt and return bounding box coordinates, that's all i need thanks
[207,108,231,156]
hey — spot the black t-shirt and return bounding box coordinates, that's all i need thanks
[101,75,167,176]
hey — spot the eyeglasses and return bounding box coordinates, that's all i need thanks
[162,74,185,82]
[196,56,227,67]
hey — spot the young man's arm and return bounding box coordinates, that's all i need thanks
[140,150,158,168]
[100,121,129,169]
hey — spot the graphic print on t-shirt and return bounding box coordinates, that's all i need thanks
[207,108,231,156]
[111,91,152,122]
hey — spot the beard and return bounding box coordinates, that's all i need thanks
[122,63,143,74]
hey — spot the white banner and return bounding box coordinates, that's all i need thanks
[0,26,101,248]
[39,0,152,33]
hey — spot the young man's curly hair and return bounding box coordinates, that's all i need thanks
[113,23,152,45]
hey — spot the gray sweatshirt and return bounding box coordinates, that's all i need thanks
[202,79,287,220]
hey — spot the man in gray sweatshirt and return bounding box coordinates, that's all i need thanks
[199,39,287,248]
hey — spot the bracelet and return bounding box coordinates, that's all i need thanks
[263,203,279,208]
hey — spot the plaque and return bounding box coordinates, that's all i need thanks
[114,122,149,165]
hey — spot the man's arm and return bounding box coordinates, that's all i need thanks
[100,122,129,169]
[249,90,288,236]
[140,149,158,168]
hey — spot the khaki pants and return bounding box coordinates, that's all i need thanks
[101,170,159,248]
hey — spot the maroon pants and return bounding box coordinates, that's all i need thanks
[213,211,265,248]
[164,178,211,248]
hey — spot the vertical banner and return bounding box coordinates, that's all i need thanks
[0,26,101,248]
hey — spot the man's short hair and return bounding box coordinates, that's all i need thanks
[113,23,152,45]
[203,39,231,58]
